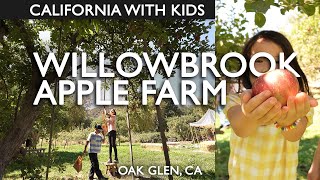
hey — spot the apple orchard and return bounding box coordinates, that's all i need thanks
[32,51,301,106]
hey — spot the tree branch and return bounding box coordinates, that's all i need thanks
[44,30,79,84]
[46,30,106,82]
[11,20,41,90]
[14,84,24,122]
[0,72,9,99]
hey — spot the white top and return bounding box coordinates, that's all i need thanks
[107,115,116,132]
[87,132,104,153]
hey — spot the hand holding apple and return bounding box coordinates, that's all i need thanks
[241,89,282,126]
[276,92,317,127]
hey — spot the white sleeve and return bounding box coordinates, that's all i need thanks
[87,133,92,141]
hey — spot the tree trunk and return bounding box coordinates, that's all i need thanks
[126,106,134,180]
[142,36,172,179]
[46,79,57,180]
[153,91,173,180]
[0,88,41,178]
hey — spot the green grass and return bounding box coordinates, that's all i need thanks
[4,143,214,180]
[4,105,319,179]
[215,105,320,180]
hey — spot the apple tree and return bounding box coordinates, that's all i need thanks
[0,19,213,178]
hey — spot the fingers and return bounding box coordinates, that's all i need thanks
[309,96,319,107]
[303,94,311,112]
[287,96,296,110]
[299,93,310,117]
[263,107,282,125]
[275,107,289,126]
[240,90,316,128]
[241,90,252,116]
[241,89,252,104]
[284,96,297,123]
[259,102,282,125]
[243,90,272,113]
[280,107,289,119]
[252,97,279,121]
[292,93,312,119]
[277,93,310,127]
[295,93,307,117]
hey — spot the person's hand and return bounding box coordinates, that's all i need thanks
[102,130,105,136]
[308,162,320,180]
[276,92,318,127]
[83,149,87,154]
[241,90,282,126]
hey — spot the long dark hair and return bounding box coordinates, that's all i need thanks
[111,109,116,115]
[241,30,310,94]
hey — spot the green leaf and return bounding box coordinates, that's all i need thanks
[298,0,305,5]
[301,4,316,16]
[216,40,229,55]
[252,1,270,13]
[280,8,287,15]
[241,20,248,25]
[255,12,266,27]
[88,29,94,35]
[244,2,255,12]
[245,1,270,13]
[266,0,276,4]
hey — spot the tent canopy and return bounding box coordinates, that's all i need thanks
[189,109,216,128]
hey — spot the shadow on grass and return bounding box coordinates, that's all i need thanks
[7,136,318,180]
[5,151,81,177]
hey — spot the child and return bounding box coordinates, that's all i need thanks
[223,30,318,179]
[84,124,107,180]
[106,108,118,163]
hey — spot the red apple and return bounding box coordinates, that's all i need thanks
[252,69,299,106]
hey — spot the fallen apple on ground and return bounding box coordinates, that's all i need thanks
[252,69,300,106]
